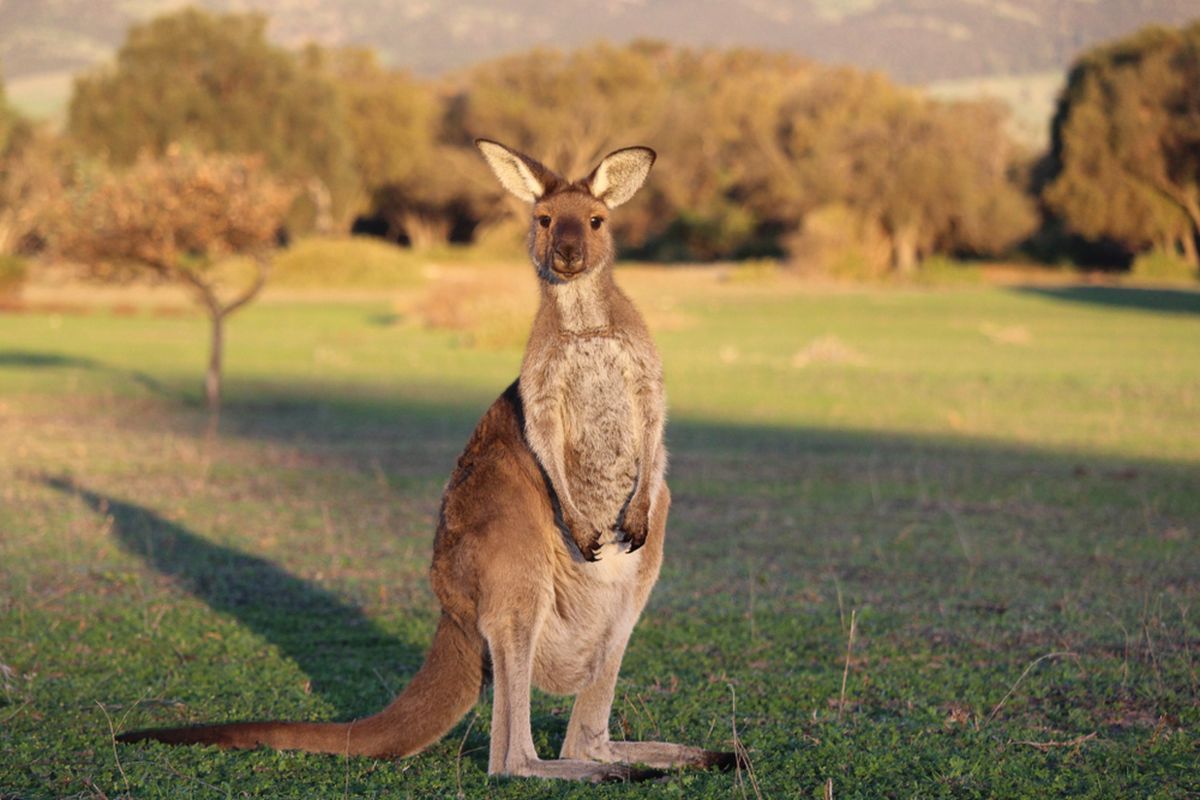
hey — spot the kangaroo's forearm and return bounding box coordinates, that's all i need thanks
[631,383,665,508]
[520,360,582,520]
[524,406,580,519]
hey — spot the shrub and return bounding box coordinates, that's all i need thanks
[909,255,984,286]
[270,236,426,289]
[0,254,27,299]
[1130,250,1198,283]
[785,204,890,280]
[409,264,532,349]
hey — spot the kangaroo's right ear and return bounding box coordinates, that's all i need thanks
[475,139,561,203]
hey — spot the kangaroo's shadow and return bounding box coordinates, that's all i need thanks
[43,476,426,720]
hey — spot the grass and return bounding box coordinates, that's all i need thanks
[1,264,1198,798]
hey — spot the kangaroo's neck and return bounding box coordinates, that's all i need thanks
[539,268,618,335]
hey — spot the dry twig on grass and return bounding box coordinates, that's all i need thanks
[985,651,1078,725]
[455,709,480,800]
[1012,732,1097,751]
[95,700,131,799]
[838,609,858,723]
[728,684,763,800]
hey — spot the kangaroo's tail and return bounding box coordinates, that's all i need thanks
[116,614,485,759]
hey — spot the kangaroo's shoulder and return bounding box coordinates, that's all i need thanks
[435,381,548,535]
[443,381,538,493]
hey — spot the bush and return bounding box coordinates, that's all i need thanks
[0,254,27,299]
[909,255,983,286]
[270,236,426,289]
[785,204,890,280]
[408,263,533,349]
[1130,250,1198,283]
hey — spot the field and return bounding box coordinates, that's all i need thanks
[1,262,1198,798]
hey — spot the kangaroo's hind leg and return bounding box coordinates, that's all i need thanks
[560,484,736,772]
[560,645,736,770]
[482,609,650,782]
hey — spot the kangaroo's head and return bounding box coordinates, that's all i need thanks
[476,139,656,284]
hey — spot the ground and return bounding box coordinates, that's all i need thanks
[1,263,1197,798]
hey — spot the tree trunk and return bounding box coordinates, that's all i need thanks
[180,255,270,437]
[307,177,334,237]
[0,215,16,254]
[402,212,451,251]
[206,308,224,429]
[1181,230,1199,268]
[891,225,920,274]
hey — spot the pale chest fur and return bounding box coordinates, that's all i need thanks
[557,335,644,530]
[522,275,664,535]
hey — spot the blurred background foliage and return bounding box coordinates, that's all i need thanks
[0,8,1197,284]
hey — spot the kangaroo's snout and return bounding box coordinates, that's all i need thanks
[552,248,584,274]
[552,220,585,275]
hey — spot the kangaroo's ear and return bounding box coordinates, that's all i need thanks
[475,139,560,203]
[586,147,656,208]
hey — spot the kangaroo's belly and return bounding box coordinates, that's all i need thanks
[559,338,642,530]
[532,542,646,695]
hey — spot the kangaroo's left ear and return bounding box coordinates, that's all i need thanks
[475,139,562,203]
[585,147,656,208]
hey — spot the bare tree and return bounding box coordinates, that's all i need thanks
[57,147,293,426]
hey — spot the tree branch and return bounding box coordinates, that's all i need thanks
[173,265,222,317]
[220,252,270,318]
[1123,165,1200,235]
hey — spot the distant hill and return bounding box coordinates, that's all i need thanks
[3,0,1197,142]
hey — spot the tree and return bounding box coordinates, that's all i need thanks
[1045,21,1200,266]
[313,48,439,197]
[697,56,1034,270]
[67,7,357,232]
[308,46,487,249]
[56,148,293,425]
[1,74,72,305]
[445,41,674,249]
[642,47,814,259]
[455,41,671,179]
[0,74,35,254]
[835,94,1036,271]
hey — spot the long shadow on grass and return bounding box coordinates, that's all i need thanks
[1013,285,1200,315]
[0,347,173,397]
[0,350,99,369]
[42,476,426,719]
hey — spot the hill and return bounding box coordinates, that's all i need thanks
[2,0,1196,141]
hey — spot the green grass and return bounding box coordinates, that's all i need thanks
[2,273,1198,798]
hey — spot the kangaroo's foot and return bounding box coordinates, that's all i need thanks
[497,756,663,783]
[567,740,740,771]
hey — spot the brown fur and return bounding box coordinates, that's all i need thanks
[116,141,735,782]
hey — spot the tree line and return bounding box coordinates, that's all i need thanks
[1,8,1197,420]
[2,9,1197,275]
[1042,21,1200,271]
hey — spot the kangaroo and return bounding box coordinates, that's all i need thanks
[116,140,735,782]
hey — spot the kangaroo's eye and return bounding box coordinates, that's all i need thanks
[590,216,604,230]
[538,215,552,228]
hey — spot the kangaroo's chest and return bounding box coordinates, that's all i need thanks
[557,337,643,527]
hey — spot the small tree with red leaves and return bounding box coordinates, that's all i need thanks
[59,147,293,426]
